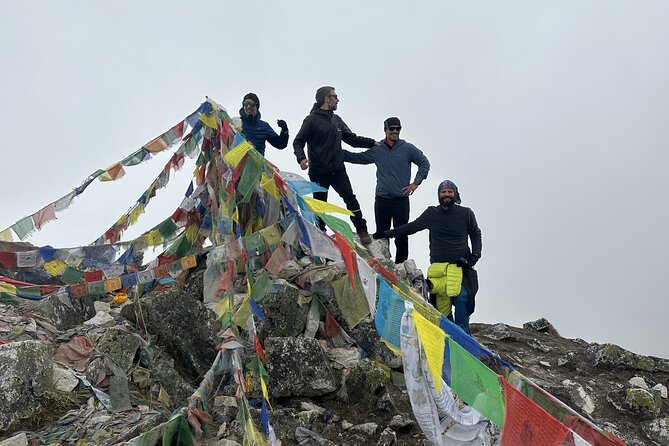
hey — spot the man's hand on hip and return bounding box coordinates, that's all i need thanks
[402,183,418,196]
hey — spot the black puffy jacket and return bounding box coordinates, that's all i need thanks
[293,104,375,175]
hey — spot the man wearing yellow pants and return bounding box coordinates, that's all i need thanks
[377,180,482,334]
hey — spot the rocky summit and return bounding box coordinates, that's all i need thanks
[0,238,667,446]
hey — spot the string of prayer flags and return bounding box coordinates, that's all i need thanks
[98,163,126,182]
[302,196,353,216]
[448,338,505,427]
[374,279,406,352]
[500,378,570,445]
[412,310,446,393]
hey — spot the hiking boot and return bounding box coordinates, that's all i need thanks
[358,231,372,245]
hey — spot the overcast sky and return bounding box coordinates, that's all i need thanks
[1,1,667,358]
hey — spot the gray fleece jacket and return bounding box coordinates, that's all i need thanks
[343,139,430,198]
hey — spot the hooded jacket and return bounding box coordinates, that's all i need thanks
[293,104,376,175]
[343,139,431,198]
[239,109,288,156]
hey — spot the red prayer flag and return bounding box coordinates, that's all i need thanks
[254,335,266,365]
[153,264,169,278]
[501,378,570,446]
[84,270,103,283]
[333,231,357,288]
[367,257,398,285]
[0,252,17,269]
[69,284,88,299]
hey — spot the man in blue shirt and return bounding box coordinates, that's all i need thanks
[238,93,288,156]
[343,117,430,263]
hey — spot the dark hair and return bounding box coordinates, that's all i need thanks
[243,92,260,109]
[315,86,335,106]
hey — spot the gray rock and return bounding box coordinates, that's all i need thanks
[95,328,143,371]
[0,340,53,431]
[586,343,669,372]
[342,358,391,404]
[628,376,649,390]
[529,339,551,352]
[377,427,397,446]
[342,420,353,430]
[558,352,575,367]
[350,319,403,369]
[325,346,361,369]
[561,379,595,415]
[31,294,96,331]
[295,426,336,446]
[298,409,320,425]
[299,401,326,414]
[0,433,28,446]
[523,318,560,336]
[184,268,205,302]
[607,388,662,419]
[255,280,309,342]
[52,365,78,392]
[121,284,219,381]
[478,323,517,341]
[350,422,378,435]
[265,337,337,398]
[144,343,195,406]
[213,440,242,446]
[642,417,669,445]
[651,383,667,399]
[388,414,414,431]
[376,391,396,412]
[83,311,116,328]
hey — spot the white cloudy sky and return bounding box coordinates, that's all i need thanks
[1,1,667,358]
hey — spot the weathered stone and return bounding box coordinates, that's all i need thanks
[558,352,575,367]
[349,319,403,369]
[561,379,595,415]
[608,388,662,419]
[350,422,378,435]
[265,337,337,398]
[529,339,551,352]
[523,318,560,336]
[121,284,218,381]
[342,358,391,404]
[295,426,336,446]
[298,409,320,425]
[388,414,414,431]
[144,343,195,406]
[376,391,397,412]
[478,323,517,341]
[0,433,28,446]
[642,417,669,445]
[651,383,667,399]
[0,340,53,431]
[95,328,143,371]
[587,343,669,372]
[31,294,96,331]
[324,346,361,369]
[629,376,649,390]
[52,365,78,392]
[213,439,241,446]
[376,427,397,446]
[299,401,325,414]
[94,300,111,313]
[255,280,309,342]
[214,395,238,408]
[342,420,353,430]
[184,267,205,302]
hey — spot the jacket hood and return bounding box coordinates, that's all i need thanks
[310,104,333,116]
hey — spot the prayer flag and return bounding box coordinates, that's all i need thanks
[16,251,38,268]
[0,228,13,242]
[144,135,168,154]
[121,273,138,288]
[32,203,56,230]
[44,259,67,276]
[375,280,406,352]
[302,196,353,216]
[413,310,446,392]
[223,140,253,168]
[333,231,357,288]
[105,277,122,292]
[69,284,88,299]
[62,267,84,284]
[87,281,105,296]
[98,163,126,182]
[11,216,35,240]
[84,270,104,283]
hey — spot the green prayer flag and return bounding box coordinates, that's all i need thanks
[88,281,105,296]
[251,271,272,303]
[330,273,370,329]
[157,219,179,238]
[17,285,41,298]
[120,149,149,166]
[449,338,505,427]
[168,260,182,275]
[11,216,35,240]
[62,267,84,284]
[248,356,270,383]
[317,213,354,244]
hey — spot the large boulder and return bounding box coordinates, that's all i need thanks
[120,284,218,381]
[31,294,96,331]
[0,340,53,432]
[94,328,143,372]
[587,343,669,373]
[265,337,338,398]
[255,280,309,342]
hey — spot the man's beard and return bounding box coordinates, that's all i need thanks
[439,196,453,208]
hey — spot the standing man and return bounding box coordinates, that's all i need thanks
[238,93,289,156]
[379,180,482,334]
[343,117,430,263]
[293,86,377,244]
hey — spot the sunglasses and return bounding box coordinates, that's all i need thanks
[243,102,257,107]
[327,94,338,100]
[387,126,401,131]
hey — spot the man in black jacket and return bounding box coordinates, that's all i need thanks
[293,86,377,244]
[379,180,482,334]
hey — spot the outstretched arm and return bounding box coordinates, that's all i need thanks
[341,121,376,148]
[343,149,375,165]
[383,209,430,238]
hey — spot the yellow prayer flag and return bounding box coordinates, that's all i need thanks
[223,140,253,168]
[129,204,145,225]
[259,225,281,247]
[260,375,272,410]
[212,297,232,320]
[181,255,197,269]
[185,224,199,243]
[232,298,252,330]
[199,111,218,129]
[243,418,268,446]
[413,310,446,392]
[144,229,162,246]
[43,259,67,276]
[0,282,17,295]
[232,208,239,223]
[0,228,14,242]
[98,163,126,182]
[260,173,280,200]
[105,277,122,292]
[303,196,353,216]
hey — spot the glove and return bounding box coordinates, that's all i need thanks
[277,119,288,132]
[456,253,479,268]
[372,231,388,240]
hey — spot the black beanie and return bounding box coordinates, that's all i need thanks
[384,117,401,130]
[243,93,260,109]
[438,180,462,204]
[315,86,335,106]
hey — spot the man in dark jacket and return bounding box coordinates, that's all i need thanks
[343,117,430,263]
[379,180,482,334]
[293,86,377,244]
[238,93,288,156]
